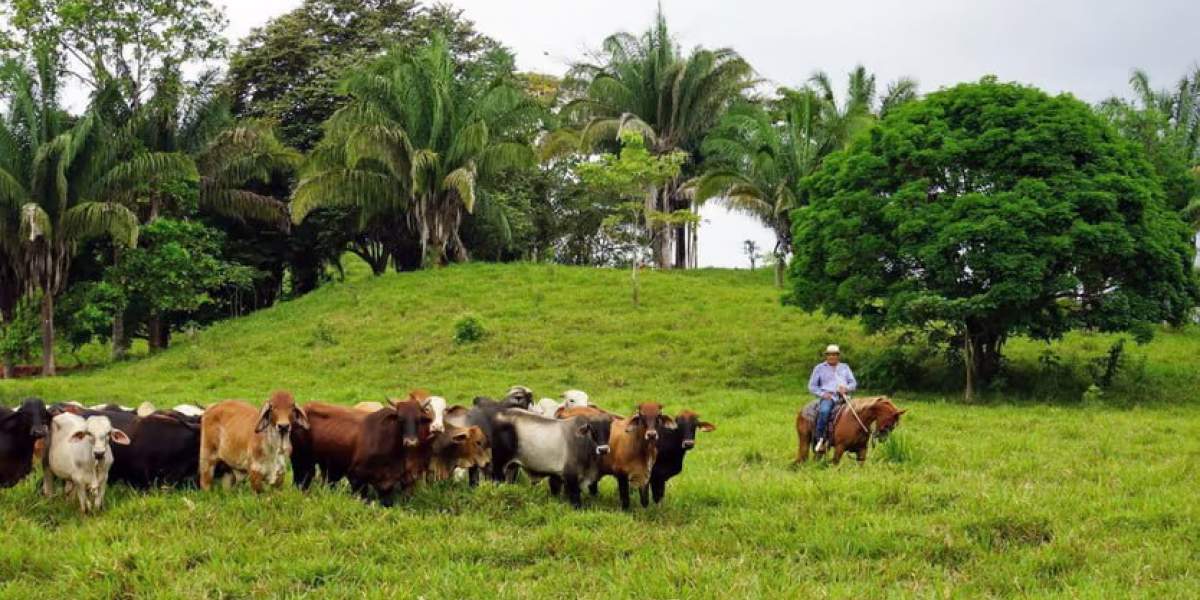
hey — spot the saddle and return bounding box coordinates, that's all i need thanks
[800,400,846,439]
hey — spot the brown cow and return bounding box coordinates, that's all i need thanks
[290,402,367,489]
[352,402,385,413]
[199,391,309,492]
[347,393,433,506]
[604,403,674,510]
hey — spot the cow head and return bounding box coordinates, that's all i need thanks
[575,417,612,456]
[502,386,534,409]
[389,397,433,448]
[441,425,490,469]
[256,390,309,436]
[15,397,50,439]
[69,416,130,461]
[624,402,675,441]
[671,410,716,450]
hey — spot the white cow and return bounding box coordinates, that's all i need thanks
[423,396,448,433]
[533,390,592,418]
[45,413,129,513]
[171,404,206,417]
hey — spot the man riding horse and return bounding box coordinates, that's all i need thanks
[807,344,856,453]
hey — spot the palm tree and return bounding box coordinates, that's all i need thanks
[0,53,197,375]
[550,7,756,268]
[103,68,297,354]
[694,69,917,287]
[292,36,537,268]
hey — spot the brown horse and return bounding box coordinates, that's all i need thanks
[795,396,906,464]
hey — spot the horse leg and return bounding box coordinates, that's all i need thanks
[795,415,810,463]
[856,447,868,465]
[832,445,846,465]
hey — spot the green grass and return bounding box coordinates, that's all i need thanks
[2,263,1199,598]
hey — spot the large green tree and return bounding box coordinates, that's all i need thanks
[790,78,1200,392]
[226,0,499,151]
[550,7,755,269]
[292,36,537,268]
[0,0,227,109]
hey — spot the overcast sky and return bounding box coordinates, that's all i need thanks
[215,0,1198,267]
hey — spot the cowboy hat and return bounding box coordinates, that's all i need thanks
[824,344,841,355]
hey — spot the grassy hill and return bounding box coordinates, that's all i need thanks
[2,264,1199,598]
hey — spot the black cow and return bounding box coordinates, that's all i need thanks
[649,410,715,503]
[49,405,202,489]
[0,398,50,488]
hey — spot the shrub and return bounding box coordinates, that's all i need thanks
[859,345,926,393]
[453,314,487,345]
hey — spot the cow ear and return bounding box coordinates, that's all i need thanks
[661,416,678,430]
[896,410,907,416]
[70,430,87,442]
[576,423,592,437]
[451,430,470,444]
[292,406,310,430]
[624,418,639,433]
[255,403,272,433]
[698,421,716,432]
[110,429,131,445]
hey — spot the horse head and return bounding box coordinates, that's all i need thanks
[868,397,906,442]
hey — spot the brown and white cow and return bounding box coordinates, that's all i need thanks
[199,391,309,492]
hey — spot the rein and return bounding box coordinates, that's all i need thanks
[840,395,873,441]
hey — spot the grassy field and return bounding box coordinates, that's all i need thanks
[2,263,1199,598]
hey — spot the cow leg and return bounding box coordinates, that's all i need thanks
[468,467,480,487]
[198,451,217,491]
[564,476,583,509]
[651,477,666,504]
[617,475,631,511]
[249,469,265,493]
[548,475,563,497]
[348,477,371,502]
[379,486,396,508]
[638,484,650,508]
[588,481,599,496]
[292,456,315,490]
[75,483,88,513]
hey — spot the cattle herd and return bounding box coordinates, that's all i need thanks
[0,387,716,514]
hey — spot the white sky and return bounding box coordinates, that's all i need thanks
[204,1,1200,266]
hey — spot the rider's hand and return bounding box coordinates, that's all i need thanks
[822,392,833,400]
[837,384,848,395]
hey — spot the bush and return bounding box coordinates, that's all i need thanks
[453,314,487,345]
[0,298,40,369]
[859,345,927,393]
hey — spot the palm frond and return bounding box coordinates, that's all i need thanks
[59,201,138,247]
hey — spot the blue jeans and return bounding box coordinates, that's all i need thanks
[815,396,835,442]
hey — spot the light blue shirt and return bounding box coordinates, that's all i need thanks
[808,362,857,397]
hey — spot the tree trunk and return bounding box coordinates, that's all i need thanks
[963,323,1005,399]
[112,245,128,360]
[673,222,687,269]
[148,314,165,353]
[631,259,640,307]
[773,254,786,288]
[40,290,55,377]
[1,361,12,379]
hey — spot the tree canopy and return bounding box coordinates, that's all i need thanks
[789,78,1200,385]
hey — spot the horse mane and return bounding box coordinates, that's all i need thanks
[850,396,893,412]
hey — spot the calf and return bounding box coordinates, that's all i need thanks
[428,425,490,482]
[650,411,715,504]
[347,395,433,506]
[45,413,129,513]
[0,398,50,488]
[290,402,367,489]
[445,399,519,483]
[605,403,674,510]
[494,409,611,508]
[199,391,309,492]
